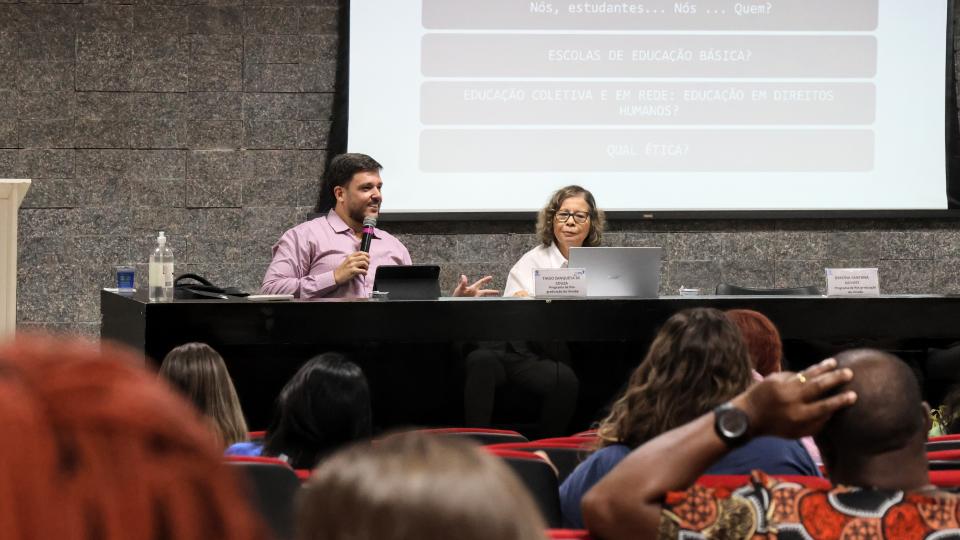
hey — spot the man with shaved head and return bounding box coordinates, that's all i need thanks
[583,349,960,540]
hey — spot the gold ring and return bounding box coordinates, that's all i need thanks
[794,373,807,384]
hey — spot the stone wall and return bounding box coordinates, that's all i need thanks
[6,1,960,335]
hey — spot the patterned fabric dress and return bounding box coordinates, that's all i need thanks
[659,471,960,539]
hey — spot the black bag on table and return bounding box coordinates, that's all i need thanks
[174,273,249,300]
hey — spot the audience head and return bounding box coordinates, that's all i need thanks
[536,185,605,250]
[725,309,783,376]
[315,152,383,214]
[0,335,267,540]
[814,349,929,479]
[263,352,372,469]
[159,342,249,447]
[598,307,752,448]
[296,431,547,540]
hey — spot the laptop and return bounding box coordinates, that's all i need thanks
[372,265,442,300]
[567,247,662,298]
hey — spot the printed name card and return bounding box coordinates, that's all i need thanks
[534,268,587,298]
[825,268,880,297]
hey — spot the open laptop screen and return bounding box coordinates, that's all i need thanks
[567,247,662,298]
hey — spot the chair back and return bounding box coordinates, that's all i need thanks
[487,441,591,483]
[716,284,819,295]
[418,427,529,445]
[931,470,960,488]
[227,460,301,540]
[547,529,593,539]
[487,448,563,528]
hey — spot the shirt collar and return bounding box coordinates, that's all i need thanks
[326,209,382,239]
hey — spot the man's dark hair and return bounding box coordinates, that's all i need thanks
[315,153,383,213]
[814,349,925,468]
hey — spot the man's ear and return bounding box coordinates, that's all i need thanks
[333,185,344,202]
[922,401,933,433]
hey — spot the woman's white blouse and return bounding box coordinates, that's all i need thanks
[503,243,568,297]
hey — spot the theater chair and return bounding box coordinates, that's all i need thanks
[931,470,960,488]
[416,427,529,445]
[486,448,563,528]
[487,441,591,483]
[547,529,593,539]
[927,434,960,451]
[226,456,302,540]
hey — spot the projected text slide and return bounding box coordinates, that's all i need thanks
[419,1,878,174]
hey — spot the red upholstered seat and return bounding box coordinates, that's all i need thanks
[486,441,591,482]
[486,447,563,528]
[547,529,592,539]
[416,427,529,445]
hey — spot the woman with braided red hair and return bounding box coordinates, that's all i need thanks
[0,335,268,540]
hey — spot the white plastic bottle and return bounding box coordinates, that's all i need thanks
[148,231,175,302]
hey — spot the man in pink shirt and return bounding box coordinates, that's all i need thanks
[261,153,495,299]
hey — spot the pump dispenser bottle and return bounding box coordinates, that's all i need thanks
[148,231,175,302]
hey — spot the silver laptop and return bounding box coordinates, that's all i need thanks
[567,247,662,298]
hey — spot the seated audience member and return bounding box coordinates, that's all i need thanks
[559,308,819,529]
[582,350,960,540]
[0,336,267,539]
[724,309,782,378]
[226,352,372,469]
[725,309,822,464]
[931,382,960,436]
[296,431,547,540]
[159,342,249,447]
[463,185,602,437]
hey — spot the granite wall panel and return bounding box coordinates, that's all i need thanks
[7,2,960,339]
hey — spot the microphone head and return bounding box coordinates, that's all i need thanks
[362,216,378,228]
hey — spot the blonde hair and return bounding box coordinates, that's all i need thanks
[297,432,547,540]
[535,185,605,248]
[159,342,249,447]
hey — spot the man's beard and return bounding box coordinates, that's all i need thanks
[349,203,376,225]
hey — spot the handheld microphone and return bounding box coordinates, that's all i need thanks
[360,216,377,253]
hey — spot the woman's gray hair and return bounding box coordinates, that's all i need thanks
[535,185,605,247]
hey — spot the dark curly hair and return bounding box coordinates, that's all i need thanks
[597,308,752,449]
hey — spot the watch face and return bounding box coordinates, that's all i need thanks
[718,408,749,438]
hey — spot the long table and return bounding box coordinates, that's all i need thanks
[100,290,960,430]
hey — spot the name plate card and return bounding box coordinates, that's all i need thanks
[825,268,880,297]
[534,268,587,298]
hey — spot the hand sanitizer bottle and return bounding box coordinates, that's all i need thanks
[148,231,175,302]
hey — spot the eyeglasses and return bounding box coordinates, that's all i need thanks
[554,211,590,224]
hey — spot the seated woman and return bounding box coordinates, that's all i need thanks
[297,431,546,540]
[464,185,604,437]
[226,352,372,469]
[159,342,249,447]
[504,184,605,296]
[724,309,782,378]
[725,308,822,464]
[558,308,820,529]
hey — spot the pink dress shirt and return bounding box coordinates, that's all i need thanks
[261,210,412,299]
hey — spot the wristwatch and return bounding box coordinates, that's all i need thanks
[713,402,750,447]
